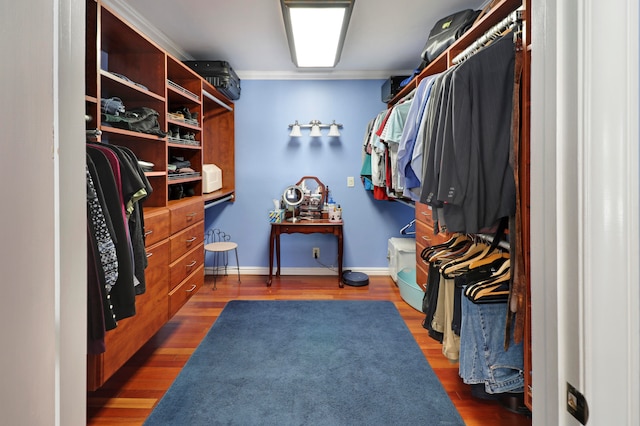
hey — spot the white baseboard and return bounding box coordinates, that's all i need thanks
[204,266,391,277]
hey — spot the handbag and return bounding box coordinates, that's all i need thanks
[102,107,167,137]
[420,9,481,65]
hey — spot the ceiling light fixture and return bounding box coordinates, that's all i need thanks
[280,0,355,68]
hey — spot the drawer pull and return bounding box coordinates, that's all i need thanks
[185,237,197,243]
[186,212,197,219]
[186,260,197,267]
[421,235,431,242]
[185,284,197,293]
[146,251,153,258]
[420,211,429,217]
[144,230,153,236]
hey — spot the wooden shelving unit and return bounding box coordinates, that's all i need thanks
[85,0,235,390]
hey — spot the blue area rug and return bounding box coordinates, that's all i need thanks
[144,300,464,425]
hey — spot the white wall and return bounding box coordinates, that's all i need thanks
[531,0,640,424]
[0,0,86,425]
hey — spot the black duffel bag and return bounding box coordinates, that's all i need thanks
[420,9,481,65]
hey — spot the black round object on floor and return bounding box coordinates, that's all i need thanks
[342,271,369,287]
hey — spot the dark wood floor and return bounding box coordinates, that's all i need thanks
[87,274,532,425]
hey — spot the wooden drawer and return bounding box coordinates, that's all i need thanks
[415,237,430,284]
[169,244,204,292]
[170,221,204,263]
[144,208,170,247]
[415,202,433,226]
[169,198,204,234]
[168,264,204,318]
[416,220,434,247]
[279,225,337,234]
[145,239,170,293]
[416,260,429,289]
[88,239,170,391]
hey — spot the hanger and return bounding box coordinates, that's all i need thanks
[468,250,509,269]
[428,238,473,263]
[439,241,492,275]
[491,258,511,277]
[424,234,470,262]
[421,233,466,261]
[465,269,511,302]
[468,281,510,303]
[400,219,416,235]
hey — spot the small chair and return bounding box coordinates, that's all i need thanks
[204,228,240,289]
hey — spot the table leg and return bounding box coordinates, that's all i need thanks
[337,228,344,288]
[275,232,281,276]
[267,227,274,286]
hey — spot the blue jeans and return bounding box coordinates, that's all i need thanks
[458,295,524,393]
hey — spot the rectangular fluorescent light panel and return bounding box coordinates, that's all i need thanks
[290,8,345,67]
[282,1,354,68]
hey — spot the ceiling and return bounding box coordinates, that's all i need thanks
[107,0,486,79]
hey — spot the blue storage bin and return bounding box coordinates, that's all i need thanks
[397,268,424,312]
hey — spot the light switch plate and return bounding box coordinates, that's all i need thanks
[347,176,355,187]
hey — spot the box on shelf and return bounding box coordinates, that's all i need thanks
[387,237,416,282]
[397,268,424,312]
[203,164,222,193]
[381,75,410,103]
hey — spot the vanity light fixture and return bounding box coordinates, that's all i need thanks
[280,0,355,68]
[288,120,343,137]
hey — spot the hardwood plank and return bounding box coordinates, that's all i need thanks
[87,275,531,425]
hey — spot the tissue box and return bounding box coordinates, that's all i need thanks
[269,210,285,223]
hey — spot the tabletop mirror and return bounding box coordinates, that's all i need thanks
[282,176,326,221]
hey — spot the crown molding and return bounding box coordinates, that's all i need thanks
[101,0,194,61]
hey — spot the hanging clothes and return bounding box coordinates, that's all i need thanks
[396,73,440,201]
[86,157,119,354]
[86,142,152,353]
[420,35,517,234]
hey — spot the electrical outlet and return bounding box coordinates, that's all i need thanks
[312,247,320,258]
[347,176,355,187]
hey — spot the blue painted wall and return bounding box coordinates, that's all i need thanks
[205,79,415,270]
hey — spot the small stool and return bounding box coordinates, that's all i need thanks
[204,229,240,289]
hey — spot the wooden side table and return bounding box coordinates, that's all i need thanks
[267,219,344,287]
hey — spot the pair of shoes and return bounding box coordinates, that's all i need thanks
[168,125,181,139]
[176,107,192,120]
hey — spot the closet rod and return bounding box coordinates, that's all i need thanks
[476,233,511,251]
[392,198,415,208]
[203,89,233,112]
[452,8,523,64]
[204,194,234,210]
